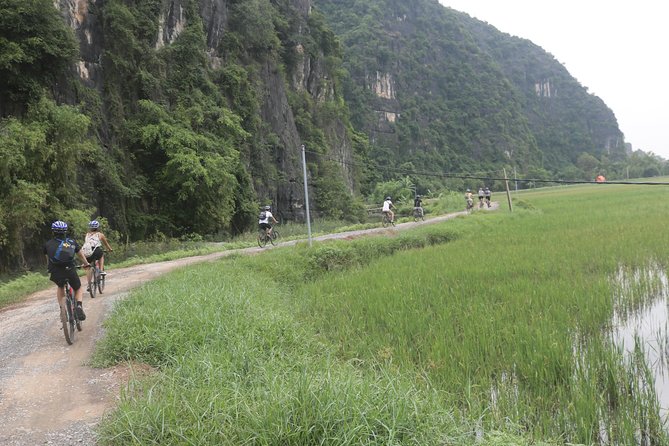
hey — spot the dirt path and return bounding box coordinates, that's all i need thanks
[0,205,496,445]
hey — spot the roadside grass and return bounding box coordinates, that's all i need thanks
[95,183,669,444]
[0,272,50,308]
[94,223,557,445]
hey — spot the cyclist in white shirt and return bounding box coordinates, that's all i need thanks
[258,205,278,237]
[382,196,395,223]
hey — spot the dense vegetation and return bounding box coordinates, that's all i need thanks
[314,0,667,185]
[0,0,362,271]
[1,0,667,272]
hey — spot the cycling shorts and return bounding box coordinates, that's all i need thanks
[259,223,272,230]
[49,265,82,290]
[86,246,103,263]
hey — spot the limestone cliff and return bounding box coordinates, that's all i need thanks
[55,0,356,223]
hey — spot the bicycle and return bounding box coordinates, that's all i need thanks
[413,206,425,222]
[87,252,107,298]
[381,213,395,227]
[61,268,83,345]
[257,226,279,247]
[466,198,474,213]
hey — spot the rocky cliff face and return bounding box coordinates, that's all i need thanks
[56,0,355,222]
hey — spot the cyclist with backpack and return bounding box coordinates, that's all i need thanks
[82,220,113,289]
[258,205,278,238]
[484,187,492,208]
[465,188,474,211]
[413,195,424,219]
[382,196,395,223]
[44,221,90,320]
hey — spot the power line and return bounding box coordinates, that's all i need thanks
[304,150,669,186]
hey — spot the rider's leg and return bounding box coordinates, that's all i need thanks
[86,264,92,284]
[74,285,84,304]
[99,254,105,272]
[390,210,395,222]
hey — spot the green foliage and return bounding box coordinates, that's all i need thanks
[0,98,94,269]
[314,0,627,183]
[0,0,78,111]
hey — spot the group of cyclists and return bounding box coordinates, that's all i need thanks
[44,220,113,322]
[381,195,424,224]
[384,187,494,223]
[465,186,492,211]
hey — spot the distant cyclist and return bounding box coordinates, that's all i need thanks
[258,205,278,237]
[382,196,395,223]
[44,221,90,320]
[484,187,491,207]
[82,220,113,289]
[413,195,424,218]
[465,189,474,211]
[477,187,485,208]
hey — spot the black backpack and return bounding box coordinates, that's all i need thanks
[50,238,76,265]
[259,211,267,220]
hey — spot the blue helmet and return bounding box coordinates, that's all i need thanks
[51,220,68,233]
[89,220,100,229]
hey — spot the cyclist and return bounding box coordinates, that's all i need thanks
[82,220,113,289]
[382,196,395,223]
[44,221,90,320]
[258,205,278,237]
[413,195,424,218]
[484,187,491,207]
[477,187,485,208]
[465,188,474,210]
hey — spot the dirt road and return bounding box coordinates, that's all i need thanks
[0,206,493,445]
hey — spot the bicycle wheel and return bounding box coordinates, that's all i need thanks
[62,288,75,345]
[98,271,105,293]
[88,268,97,298]
[381,216,388,228]
[257,231,267,248]
[60,302,72,345]
[269,230,278,245]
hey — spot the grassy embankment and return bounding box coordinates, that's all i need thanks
[0,193,464,309]
[92,183,669,444]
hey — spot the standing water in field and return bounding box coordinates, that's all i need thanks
[610,262,669,420]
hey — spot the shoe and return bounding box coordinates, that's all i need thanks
[75,304,86,321]
[86,285,90,292]
[100,271,107,276]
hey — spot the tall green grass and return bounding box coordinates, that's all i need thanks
[94,183,669,444]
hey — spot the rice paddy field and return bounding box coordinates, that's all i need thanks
[93,182,669,445]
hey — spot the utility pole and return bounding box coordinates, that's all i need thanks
[300,144,312,247]
[503,168,513,212]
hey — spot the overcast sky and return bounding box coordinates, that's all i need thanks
[438,0,669,159]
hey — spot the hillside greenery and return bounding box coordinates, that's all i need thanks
[314,0,666,186]
[1,0,667,272]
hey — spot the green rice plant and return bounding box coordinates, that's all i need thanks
[292,183,669,443]
[94,182,669,444]
[94,223,557,445]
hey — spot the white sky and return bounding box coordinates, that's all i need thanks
[438,0,669,159]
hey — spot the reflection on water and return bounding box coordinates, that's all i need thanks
[611,263,669,419]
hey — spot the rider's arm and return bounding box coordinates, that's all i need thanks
[100,233,113,251]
